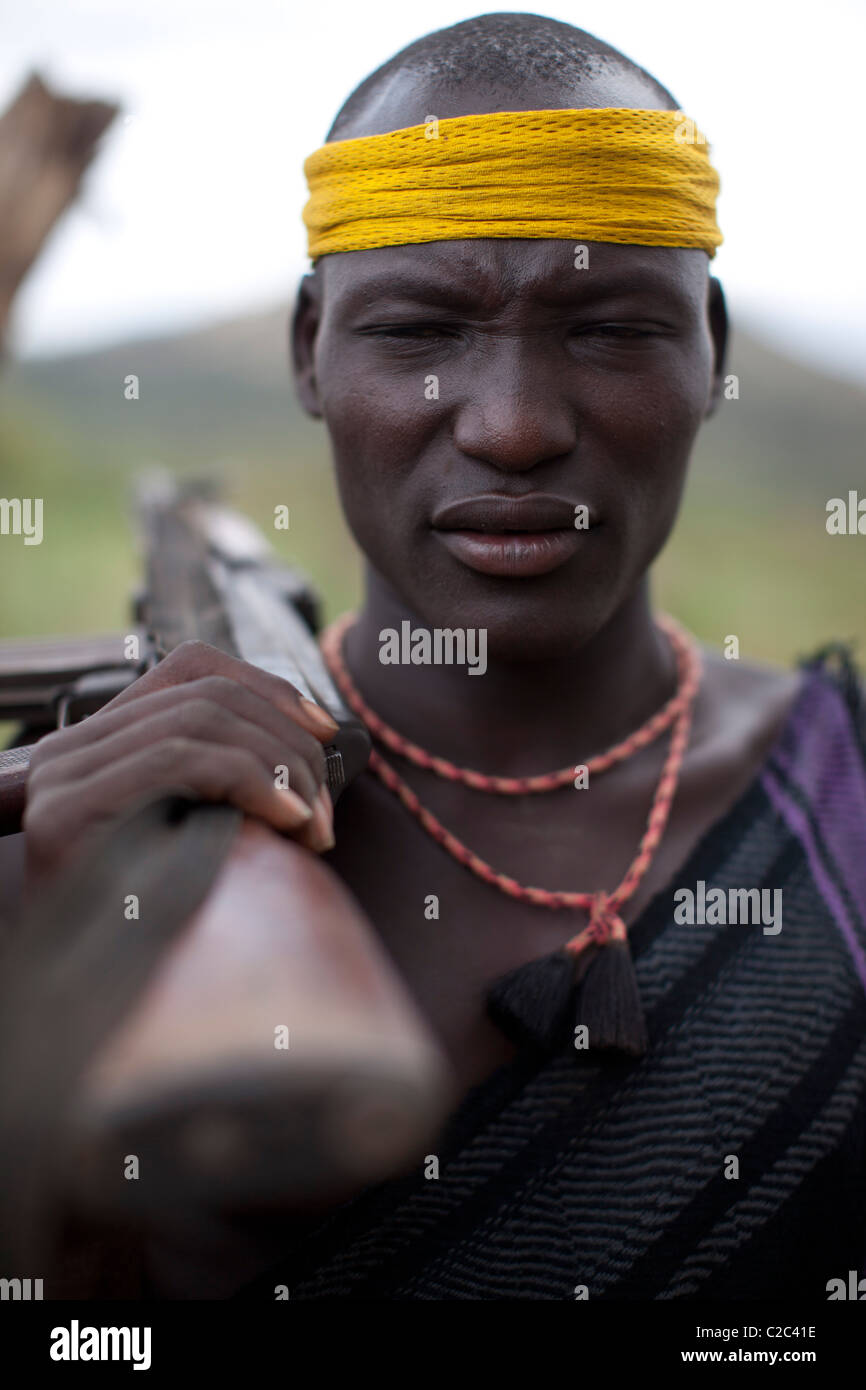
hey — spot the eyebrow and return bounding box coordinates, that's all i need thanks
[340,266,691,312]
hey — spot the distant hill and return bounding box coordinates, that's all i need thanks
[1,307,313,467]
[694,325,865,495]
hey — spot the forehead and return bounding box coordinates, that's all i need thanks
[336,65,673,140]
[318,239,709,312]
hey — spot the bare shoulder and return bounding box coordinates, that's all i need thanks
[691,646,805,771]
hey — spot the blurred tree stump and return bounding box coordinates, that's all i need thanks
[0,73,118,349]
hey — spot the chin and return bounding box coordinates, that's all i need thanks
[489,610,615,664]
[400,573,620,666]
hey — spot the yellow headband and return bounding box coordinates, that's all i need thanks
[303,108,722,261]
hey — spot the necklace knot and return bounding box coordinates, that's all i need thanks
[588,891,627,944]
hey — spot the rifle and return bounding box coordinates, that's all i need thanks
[0,477,369,827]
[0,478,452,1245]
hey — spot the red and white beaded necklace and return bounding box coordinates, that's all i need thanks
[320,612,702,1058]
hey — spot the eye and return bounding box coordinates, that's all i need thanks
[574,324,665,340]
[361,323,459,341]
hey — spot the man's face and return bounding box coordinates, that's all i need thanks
[295,234,721,659]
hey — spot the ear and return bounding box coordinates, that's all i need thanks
[290,270,323,418]
[705,275,729,418]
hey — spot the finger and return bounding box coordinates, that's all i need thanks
[29,667,328,767]
[99,640,339,741]
[25,739,326,860]
[29,693,326,806]
[295,783,335,854]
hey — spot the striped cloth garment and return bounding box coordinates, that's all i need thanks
[237,649,866,1301]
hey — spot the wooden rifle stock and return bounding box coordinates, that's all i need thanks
[70,818,452,1220]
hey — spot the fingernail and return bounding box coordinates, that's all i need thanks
[310,785,335,850]
[299,698,339,738]
[278,789,314,824]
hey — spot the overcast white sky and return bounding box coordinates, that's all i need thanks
[2,0,865,381]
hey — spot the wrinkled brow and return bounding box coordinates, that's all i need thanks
[335,264,697,313]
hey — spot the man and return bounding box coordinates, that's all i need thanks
[16,14,866,1299]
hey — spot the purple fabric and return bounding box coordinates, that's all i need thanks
[760,669,866,994]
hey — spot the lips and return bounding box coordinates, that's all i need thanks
[431,492,592,578]
[431,493,581,533]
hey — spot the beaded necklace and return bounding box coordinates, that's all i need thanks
[320,612,702,1058]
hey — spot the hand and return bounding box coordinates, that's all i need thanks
[24,640,339,876]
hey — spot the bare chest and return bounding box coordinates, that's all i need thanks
[325,747,740,1094]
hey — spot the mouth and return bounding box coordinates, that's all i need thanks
[431,492,593,578]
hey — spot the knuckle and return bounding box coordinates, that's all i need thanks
[172,639,212,660]
[219,745,255,778]
[213,747,260,797]
[150,736,199,777]
[177,696,226,740]
[194,674,241,705]
[165,640,220,676]
[27,729,64,770]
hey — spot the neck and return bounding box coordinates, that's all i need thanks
[344,569,676,777]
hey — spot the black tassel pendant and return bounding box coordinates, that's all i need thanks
[486,949,578,1051]
[572,938,648,1057]
[486,937,648,1059]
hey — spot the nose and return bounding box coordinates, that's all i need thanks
[452,337,577,474]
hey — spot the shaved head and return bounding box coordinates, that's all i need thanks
[326,12,678,143]
[313,13,688,294]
